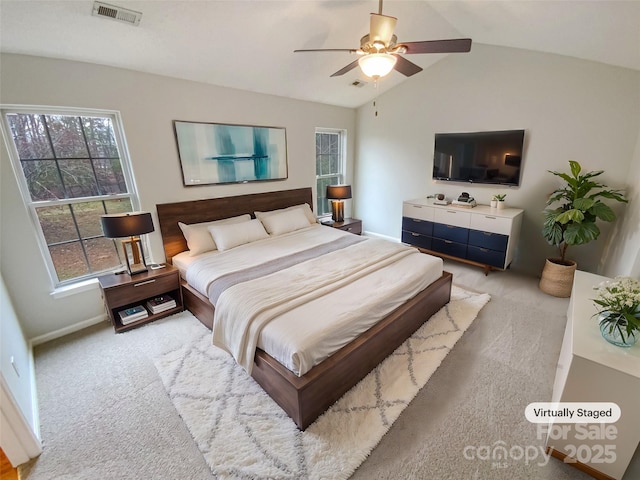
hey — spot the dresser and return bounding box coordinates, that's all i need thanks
[547,271,640,480]
[402,198,524,274]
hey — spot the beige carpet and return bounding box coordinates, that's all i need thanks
[21,261,600,479]
[151,286,489,479]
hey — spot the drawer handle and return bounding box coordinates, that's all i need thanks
[485,216,497,219]
[482,232,493,236]
[411,233,420,237]
[413,205,423,208]
[413,219,422,223]
[480,248,489,252]
[444,240,453,244]
[446,210,457,214]
[345,227,352,231]
[446,225,455,229]
[134,279,156,287]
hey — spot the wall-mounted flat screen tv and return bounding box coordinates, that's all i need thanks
[432,129,525,186]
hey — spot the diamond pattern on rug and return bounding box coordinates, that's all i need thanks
[153,286,490,480]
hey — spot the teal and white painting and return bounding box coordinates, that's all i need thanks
[174,121,288,186]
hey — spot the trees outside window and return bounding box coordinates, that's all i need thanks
[315,129,346,216]
[2,108,140,286]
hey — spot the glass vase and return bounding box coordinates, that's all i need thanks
[598,312,639,347]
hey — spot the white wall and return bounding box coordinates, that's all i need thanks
[603,123,640,279]
[0,274,37,430]
[355,44,640,276]
[0,274,42,466]
[0,53,356,339]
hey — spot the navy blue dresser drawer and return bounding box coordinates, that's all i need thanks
[468,230,508,252]
[433,223,469,244]
[467,245,506,268]
[402,217,433,237]
[402,230,432,250]
[432,238,467,258]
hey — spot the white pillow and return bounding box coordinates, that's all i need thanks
[259,208,311,236]
[254,203,316,226]
[178,214,251,256]
[208,219,269,251]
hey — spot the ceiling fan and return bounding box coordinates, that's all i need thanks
[294,0,472,79]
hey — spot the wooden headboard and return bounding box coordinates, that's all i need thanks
[156,187,313,263]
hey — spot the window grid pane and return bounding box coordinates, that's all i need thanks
[5,110,136,285]
[315,130,345,216]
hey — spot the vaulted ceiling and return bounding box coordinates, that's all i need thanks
[1,1,639,108]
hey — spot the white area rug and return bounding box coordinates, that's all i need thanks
[153,286,490,480]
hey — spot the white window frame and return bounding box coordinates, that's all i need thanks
[315,128,347,217]
[0,105,141,288]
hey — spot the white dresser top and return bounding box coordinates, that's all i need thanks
[570,270,640,378]
[405,197,524,219]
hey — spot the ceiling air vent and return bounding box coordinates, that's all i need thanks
[350,80,367,88]
[92,2,142,26]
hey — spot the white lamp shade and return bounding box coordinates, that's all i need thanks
[358,53,397,78]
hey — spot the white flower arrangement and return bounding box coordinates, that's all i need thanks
[592,276,640,344]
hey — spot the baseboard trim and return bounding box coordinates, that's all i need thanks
[546,446,616,480]
[29,314,108,346]
[362,231,400,243]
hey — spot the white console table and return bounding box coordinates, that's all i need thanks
[547,270,640,480]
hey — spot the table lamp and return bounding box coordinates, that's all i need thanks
[326,185,352,223]
[100,212,154,275]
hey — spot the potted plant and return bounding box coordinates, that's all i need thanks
[592,277,640,347]
[491,193,506,209]
[539,160,627,297]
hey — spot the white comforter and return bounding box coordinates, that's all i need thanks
[185,225,444,376]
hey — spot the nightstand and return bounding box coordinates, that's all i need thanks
[328,218,362,235]
[98,265,183,333]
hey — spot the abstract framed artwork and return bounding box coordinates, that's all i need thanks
[173,120,288,186]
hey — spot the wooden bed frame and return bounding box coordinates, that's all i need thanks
[156,187,452,430]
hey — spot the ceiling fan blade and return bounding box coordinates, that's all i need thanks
[370,13,397,45]
[393,55,423,77]
[294,48,358,53]
[401,38,472,54]
[330,59,360,77]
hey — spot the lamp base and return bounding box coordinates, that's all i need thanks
[121,237,148,275]
[128,263,148,275]
[331,200,345,223]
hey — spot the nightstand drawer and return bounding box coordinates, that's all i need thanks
[103,273,179,309]
[330,218,362,235]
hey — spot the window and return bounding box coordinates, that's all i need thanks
[1,107,140,287]
[315,129,346,216]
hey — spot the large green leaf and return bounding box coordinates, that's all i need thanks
[542,222,564,246]
[564,222,600,245]
[590,202,616,222]
[573,197,595,211]
[542,210,564,245]
[555,209,584,225]
[569,160,581,178]
[596,190,628,203]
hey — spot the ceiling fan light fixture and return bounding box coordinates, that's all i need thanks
[358,53,397,78]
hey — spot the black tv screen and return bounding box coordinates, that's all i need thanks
[432,129,525,186]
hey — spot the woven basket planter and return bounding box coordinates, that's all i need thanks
[539,258,577,298]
